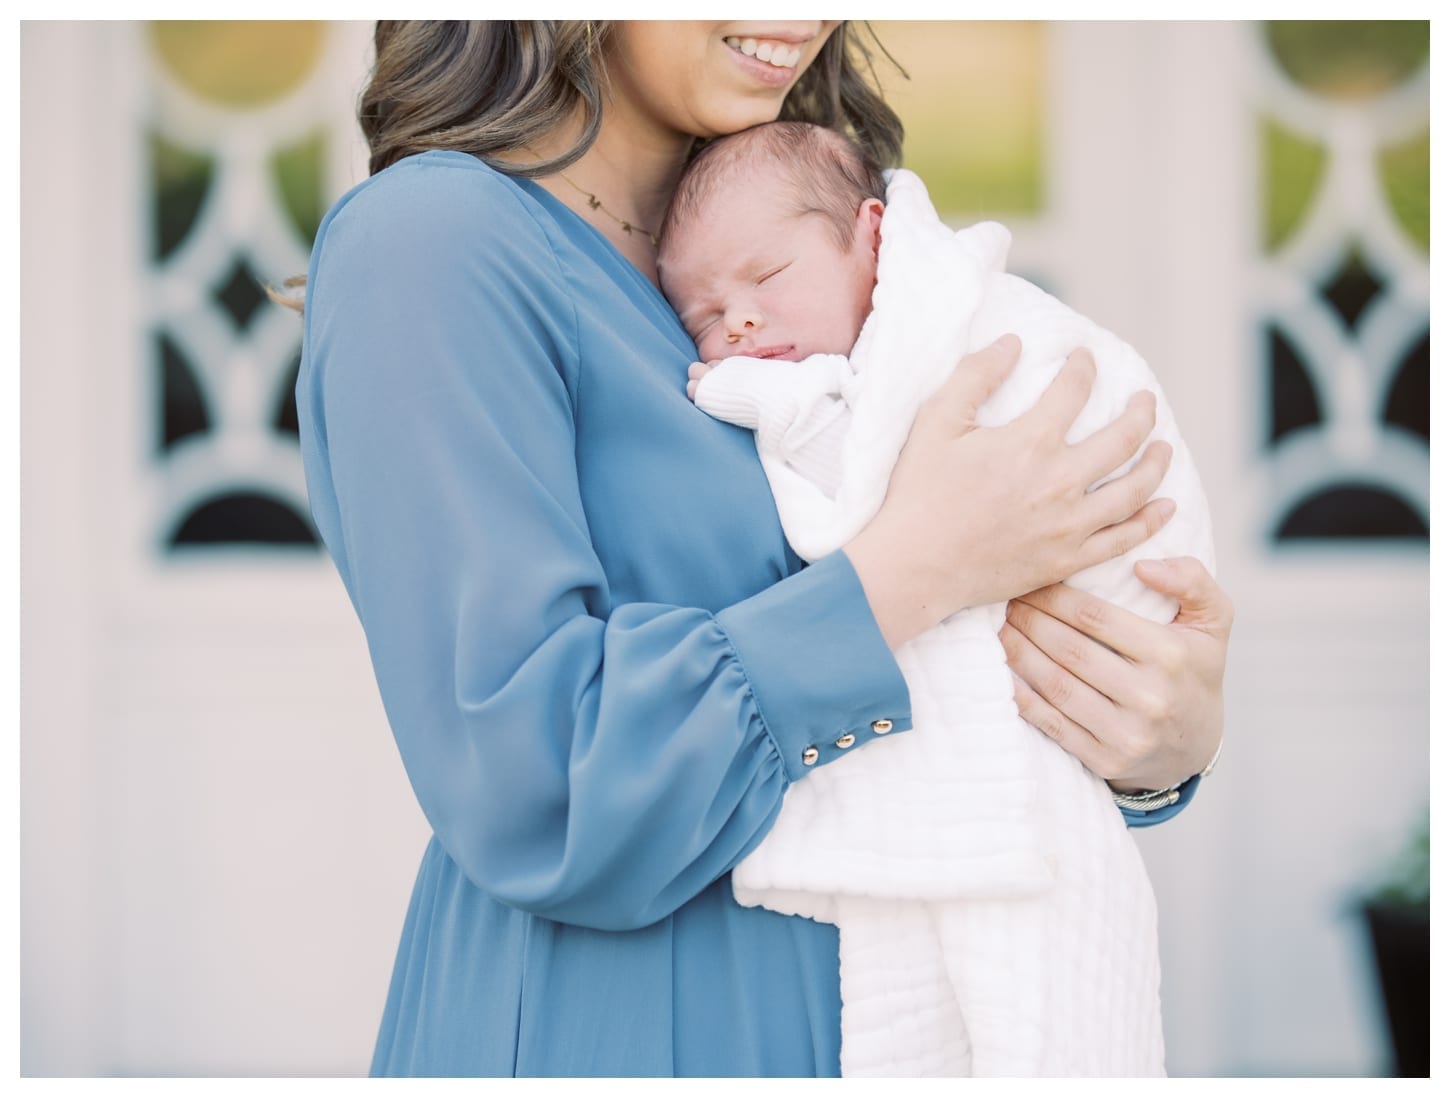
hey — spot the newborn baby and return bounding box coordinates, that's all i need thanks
[657,121,1214,1078]
[662,121,883,501]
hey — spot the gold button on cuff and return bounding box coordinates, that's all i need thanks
[802,746,820,766]
[835,733,856,749]
[871,719,893,735]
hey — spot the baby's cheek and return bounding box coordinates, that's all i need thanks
[697,334,725,364]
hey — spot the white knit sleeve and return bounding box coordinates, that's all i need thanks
[693,354,854,495]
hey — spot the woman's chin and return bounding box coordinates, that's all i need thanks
[698,101,793,140]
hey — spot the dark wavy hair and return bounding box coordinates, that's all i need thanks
[273,21,904,309]
[361,20,904,177]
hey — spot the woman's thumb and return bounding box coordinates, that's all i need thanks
[1135,556,1233,633]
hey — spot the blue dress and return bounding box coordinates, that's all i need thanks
[296,150,1195,1078]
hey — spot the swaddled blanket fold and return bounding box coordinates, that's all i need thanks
[695,170,1214,1077]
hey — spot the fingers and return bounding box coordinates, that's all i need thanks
[1000,625,1115,776]
[1010,582,1162,664]
[1071,389,1158,482]
[686,361,715,403]
[1080,438,1173,533]
[928,334,1022,430]
[1005,597,1138,703]
[1135,556,1235,635]
[1009,674,1105,770]
[1075,496,1176,575]
[1010,582,1193,730]
[1020,347,1097,439]
[1086,439,1173,520]
[1003,618,1165,782]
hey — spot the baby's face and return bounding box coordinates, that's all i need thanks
[659,175,880,364]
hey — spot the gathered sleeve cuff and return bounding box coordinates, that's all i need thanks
[717,549,911,783]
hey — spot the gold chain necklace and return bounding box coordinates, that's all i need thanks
[557,173,660,247]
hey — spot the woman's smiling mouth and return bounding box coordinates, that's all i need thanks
[724,36,803,70]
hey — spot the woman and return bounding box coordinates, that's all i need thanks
[296,21,1232,1076]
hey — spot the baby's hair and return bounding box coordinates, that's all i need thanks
[660,121,886,254]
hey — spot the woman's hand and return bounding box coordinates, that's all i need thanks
[845,335,1175,650]
[1000,556,1233,793]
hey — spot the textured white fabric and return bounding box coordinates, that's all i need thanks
[697,170,1215,1077]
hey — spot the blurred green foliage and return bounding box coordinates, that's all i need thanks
[272,131,328,246]
[1267,20,1428,99]
[1262,120,1328,252]
[871,22,1043,217]
[1371,810,1429,906]
[149,21,324,108]
[1263,21,1429,254]
[1379,134,1430,255]
[146,20,1428,258]
[148,22,326,252]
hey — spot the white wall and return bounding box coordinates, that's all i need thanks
[21,22,430,1076]
[1041,23,1428,1076]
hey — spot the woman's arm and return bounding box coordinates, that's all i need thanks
[1001,556,1232,798]
[298,157,912,933]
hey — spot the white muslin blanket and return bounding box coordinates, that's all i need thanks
[694,170,1215,1077]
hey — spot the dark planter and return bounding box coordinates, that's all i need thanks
[1362,900,1429,1077]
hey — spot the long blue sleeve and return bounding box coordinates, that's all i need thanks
[297,153,911,934]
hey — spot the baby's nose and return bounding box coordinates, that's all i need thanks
[724,307,763,342]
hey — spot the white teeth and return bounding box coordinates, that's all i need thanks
[726,35,800,68]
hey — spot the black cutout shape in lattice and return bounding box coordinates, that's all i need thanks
[1382,329,1429,444]
[158,332,211,452]
[273,351,302,438]
[1267,326,1322,446]
[271,129,328,246]
[170,491,319,547]
[1320,247,1384,332]
[1276,484,1427,540]
[214,254,270,333]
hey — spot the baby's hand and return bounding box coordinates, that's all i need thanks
[686,360,721,402]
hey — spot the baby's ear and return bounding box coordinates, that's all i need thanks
[859,197,885,256]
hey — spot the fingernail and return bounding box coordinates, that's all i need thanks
[1137,559,1166,579]
[992,334,1017,350]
